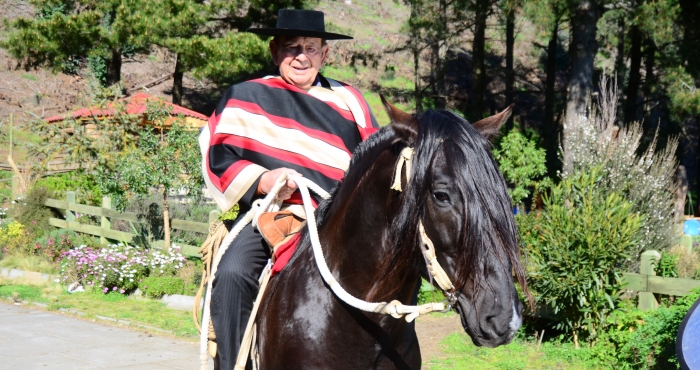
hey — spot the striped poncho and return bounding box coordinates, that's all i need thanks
[200,75,380,213]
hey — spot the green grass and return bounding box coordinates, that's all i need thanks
[0,255,57,274]
[0,282,198,339]
[425,333,605,370]
[0,284,48,302]
[21,74,39,81]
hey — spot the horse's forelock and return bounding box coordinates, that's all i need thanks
[394,110,528,299]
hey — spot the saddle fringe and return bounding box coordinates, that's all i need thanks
[193,220,228,354]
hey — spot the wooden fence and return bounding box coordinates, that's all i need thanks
[44,191,220,257]
[42,193,700,309]
[623,250,700,310]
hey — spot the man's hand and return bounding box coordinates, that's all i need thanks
[257,168,302,200]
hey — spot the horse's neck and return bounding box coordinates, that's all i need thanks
[317,151,420,303]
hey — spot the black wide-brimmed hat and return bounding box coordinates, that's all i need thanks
[247,9,353,40]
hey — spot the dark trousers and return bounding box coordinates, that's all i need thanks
[211,221,270,370]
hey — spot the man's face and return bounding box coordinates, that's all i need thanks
[270,36,328,91]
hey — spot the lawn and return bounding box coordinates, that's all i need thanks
[425,333,605,370]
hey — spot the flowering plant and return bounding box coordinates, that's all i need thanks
[58,243,186,294]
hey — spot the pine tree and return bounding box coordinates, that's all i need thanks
[1,0,167,86]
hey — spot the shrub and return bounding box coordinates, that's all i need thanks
[33,172,103,206]
[177,260,202,296]
[0,221,33,256]
[522,166,644,345]
[493,130,552,208]
[140,276,186,298]
[11,187,60,239]
[33,229,97,262]
[561,77,678,266]
[592,288,700,369]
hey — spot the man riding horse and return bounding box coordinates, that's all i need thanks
[199,9,379,369]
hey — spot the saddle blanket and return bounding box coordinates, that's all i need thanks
[271,233,302,277]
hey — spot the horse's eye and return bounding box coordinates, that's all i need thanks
[433,191,450,203]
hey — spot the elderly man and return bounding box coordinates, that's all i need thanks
[199,9,379,368]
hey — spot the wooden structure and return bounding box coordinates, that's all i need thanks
[44,93,208,129]
[44,192,220,258]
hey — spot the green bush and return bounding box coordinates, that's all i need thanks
[33,229,97,262]
[34,172,103,206]
[493,130,552,208]
[592,289,700,369]
[522,166,644,345]
[140,276,187,298]
[12,187,60,239]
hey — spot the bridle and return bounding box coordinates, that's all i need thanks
[391,146,460,307]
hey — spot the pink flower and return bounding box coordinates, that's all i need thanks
[103,288,108,293]
[120,289,125,294]
[112,287,117,291]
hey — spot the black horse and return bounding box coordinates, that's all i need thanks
[255,100,528,369]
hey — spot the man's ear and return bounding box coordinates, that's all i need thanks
[269,39,280,66]
[381,94,419,145]
[472,104,513,141]
[321,44,329,64]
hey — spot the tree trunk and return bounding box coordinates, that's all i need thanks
[642,38,656,99]
[544,22,559,177]
[414,45,423,114]
[434,0,448,110]
[624,25,642,125]
[615,16,626,86]
[172,54,184,105]
[106,48,122,87]
[505,7,515,132]
[564,0,600,126]
[471,0,489,121]
[162,187,171,249]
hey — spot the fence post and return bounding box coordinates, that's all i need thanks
[209,210,221,225]
[66,191,76,222]
[638,250,661,311]
[100,196,111,245]
[11,175,20,200]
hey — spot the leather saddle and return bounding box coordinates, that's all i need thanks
[257,211,306,255]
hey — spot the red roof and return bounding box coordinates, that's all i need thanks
[45,93,208,123]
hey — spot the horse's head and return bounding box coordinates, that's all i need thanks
[382,98,528,348]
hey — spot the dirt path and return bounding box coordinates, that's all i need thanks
[415,313,462,362]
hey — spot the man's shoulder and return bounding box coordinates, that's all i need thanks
[322,76,364,95]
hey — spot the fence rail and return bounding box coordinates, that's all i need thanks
[43,193,700,308]
[44,192,220,257]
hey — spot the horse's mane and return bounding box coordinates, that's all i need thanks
[383,110,528,300]
[288,112,527,302]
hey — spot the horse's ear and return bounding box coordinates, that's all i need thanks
[472,104,513,141]
[381,94,419,145]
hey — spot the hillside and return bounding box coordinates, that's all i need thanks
[0,0,554,164]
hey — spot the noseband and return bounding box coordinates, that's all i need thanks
[392,147,459,307]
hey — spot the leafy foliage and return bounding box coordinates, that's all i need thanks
[561,79,678,264]
[493,130,552,207]
[12,187,60,239]
[591,288,700,369]
[0,221,32,257]
[34,172,103,206]
[109,102,203,209]
[521,166,644,344]
[139,275,187,298]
